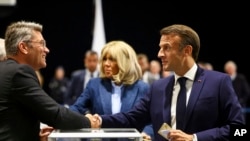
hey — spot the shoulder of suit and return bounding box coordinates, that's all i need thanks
[133,79,150,87]
[71,69,85,76]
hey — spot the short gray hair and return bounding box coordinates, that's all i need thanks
[4,21,43,56]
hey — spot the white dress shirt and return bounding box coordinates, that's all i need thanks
[171,64,198,141]
[84,69,99,89]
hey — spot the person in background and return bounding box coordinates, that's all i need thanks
[224,60,250,122]
[48,66,69,105]
[70,40,154,141]
[65,50,99,106]
[0,38,7,61]
[137,53,150,84]
[91,24,245,141]
[161,70,174,78]
[0,20,97,141]
[148,59,161,85]
[197,61,213,70]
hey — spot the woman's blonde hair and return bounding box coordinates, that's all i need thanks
[99,40,142,85]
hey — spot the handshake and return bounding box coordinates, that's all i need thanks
[85,114,102,128]
[85,114,152,140]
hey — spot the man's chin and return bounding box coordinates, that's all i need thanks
[40,63,47,68]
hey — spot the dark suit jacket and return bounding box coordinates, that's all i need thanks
[101,67,245,141]
[232,73,250,108]
[66,69,99,105]
[70,78,154,138]
[0,59,90,141]
[66,70,86,105]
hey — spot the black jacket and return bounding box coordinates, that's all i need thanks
[0,59,90,141]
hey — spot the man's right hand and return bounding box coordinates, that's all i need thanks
[85,114,101,128]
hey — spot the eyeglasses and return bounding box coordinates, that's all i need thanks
[24,40,46,48]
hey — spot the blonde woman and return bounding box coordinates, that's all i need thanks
[70,40,153,140]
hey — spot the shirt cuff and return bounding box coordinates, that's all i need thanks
[193,134,198,141]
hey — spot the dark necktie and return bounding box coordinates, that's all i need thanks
[90,73,93,78]
[176,77,187,130]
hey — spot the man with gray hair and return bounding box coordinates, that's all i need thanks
[0,21,98,141]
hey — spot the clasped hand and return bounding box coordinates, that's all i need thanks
[85,114,101,128]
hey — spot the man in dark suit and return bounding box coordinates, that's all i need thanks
[0,21,97,141]
[65,50,99,106]
[224,60,250,129]
[92,24,245,141]
[224,60,250,109]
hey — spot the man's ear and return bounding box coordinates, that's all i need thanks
[184,45,192,55]
[18,42,29,54]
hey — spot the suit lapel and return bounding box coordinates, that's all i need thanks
[99,79,113,114]
[163,76,175,125]
[120,85,137,112]
[183,68,205,129]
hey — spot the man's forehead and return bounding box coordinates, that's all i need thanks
[160,33,179,39]
[159,34,180,46]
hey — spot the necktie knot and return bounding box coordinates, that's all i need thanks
[178,77,187,87]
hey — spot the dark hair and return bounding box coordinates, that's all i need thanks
[160,24,200,61]
[84,50,98,58]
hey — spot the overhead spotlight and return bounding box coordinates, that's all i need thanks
[0,0,17,18]
[0,0,16,6]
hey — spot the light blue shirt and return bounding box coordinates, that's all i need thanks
[111,81,123,114]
